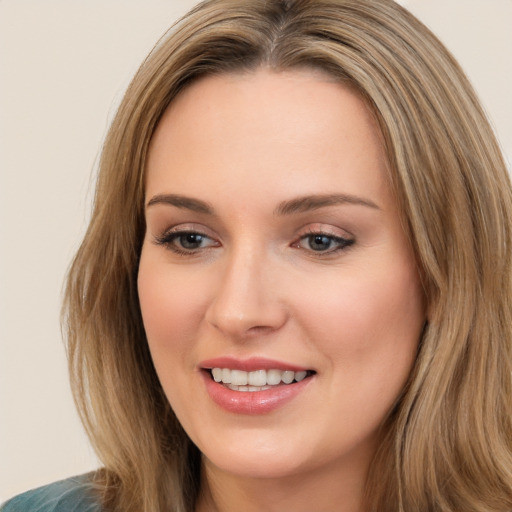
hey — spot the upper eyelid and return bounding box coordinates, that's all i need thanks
[297,223,354,239]
[155,223,217,238]
[155,229,213,241]
[300,231,352,241]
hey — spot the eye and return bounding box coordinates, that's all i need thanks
[154,229,219,255]
[295,232,354,254]
[176,232,209,250]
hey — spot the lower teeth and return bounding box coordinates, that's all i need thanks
[226,384,272,392]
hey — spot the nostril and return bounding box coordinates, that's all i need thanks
[246,325,277,335]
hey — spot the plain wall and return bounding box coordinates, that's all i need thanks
[1,0,511,502]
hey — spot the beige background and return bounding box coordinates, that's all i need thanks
[1,0,511,502]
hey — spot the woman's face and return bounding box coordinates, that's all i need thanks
[138,69,425,482]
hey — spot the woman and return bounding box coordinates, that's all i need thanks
[3,0,512,511]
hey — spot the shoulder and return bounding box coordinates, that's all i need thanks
[1,473,103,512]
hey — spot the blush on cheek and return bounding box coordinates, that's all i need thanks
[302,265,423,373]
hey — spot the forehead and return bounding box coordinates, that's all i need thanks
[145,68,392,212]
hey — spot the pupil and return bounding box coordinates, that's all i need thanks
[310,235,331,251]
[181,233,202,248]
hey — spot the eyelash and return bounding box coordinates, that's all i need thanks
[154,229,218,256]
[154,228,355,257]
[294,229,355,255]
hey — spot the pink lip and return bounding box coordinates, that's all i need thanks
[199,356,310,372]
[198,357,315,415]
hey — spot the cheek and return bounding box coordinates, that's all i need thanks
[302,267,421,329]
[295,260,424,385]
[137,253,207,360]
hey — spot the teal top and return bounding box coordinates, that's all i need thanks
[1,474,103,512]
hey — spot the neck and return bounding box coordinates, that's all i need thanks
[194,456,369,512]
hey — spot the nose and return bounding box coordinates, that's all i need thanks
[205,246,288,340]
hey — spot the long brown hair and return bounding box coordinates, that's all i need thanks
[63,1,512,510]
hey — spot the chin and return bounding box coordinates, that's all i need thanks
[197,427,335,481]
[203,450,310,480]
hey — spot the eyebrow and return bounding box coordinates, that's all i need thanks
[146,192,379,215]
[274,194,380,215]
[146,194,214,214]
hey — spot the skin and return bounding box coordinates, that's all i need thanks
[138,68,426,512]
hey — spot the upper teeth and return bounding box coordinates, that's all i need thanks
[211,368,308,386]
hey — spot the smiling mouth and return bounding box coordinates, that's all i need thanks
[208,368,316,392]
